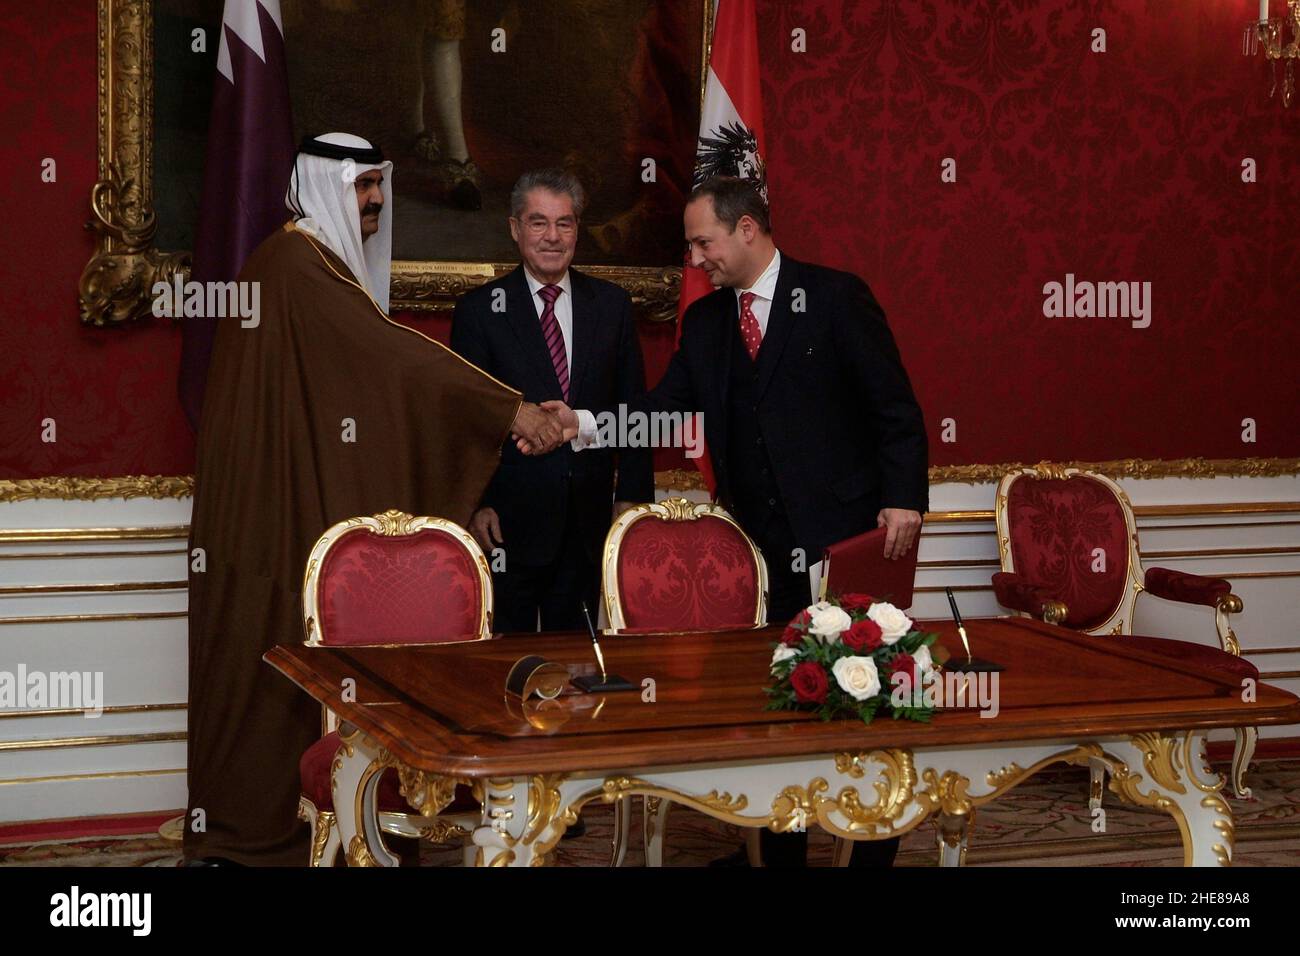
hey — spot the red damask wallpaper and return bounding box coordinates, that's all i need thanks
[0,1,1295,480]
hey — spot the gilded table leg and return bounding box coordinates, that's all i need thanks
[331,725,399,867]
[1088,757,1106,811]
[610,797,633,867]
[471,774,588,867]
[643,796,672,868]
[1100,730,1234,867]
[935,809,974,867]
[1231,726,1257,800]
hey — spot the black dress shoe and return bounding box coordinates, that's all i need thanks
[561,816,587,840]
[707,845,751,867]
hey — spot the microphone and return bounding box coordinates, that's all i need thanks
[570,600,637,693]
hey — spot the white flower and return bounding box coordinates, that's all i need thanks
[832,656,881,702]
[867,602,913,645]
[912,645,933,675]
[771,644,798,670]
[808,605,853,642]
[806,601,834,615]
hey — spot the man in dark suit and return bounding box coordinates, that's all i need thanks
[536,176,928,865]
[451,169,653,634]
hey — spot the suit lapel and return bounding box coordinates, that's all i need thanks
[503,266,563,399]
[755,255,798,400]
[567,269,594,402]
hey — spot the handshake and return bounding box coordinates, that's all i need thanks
[510,400,580,455]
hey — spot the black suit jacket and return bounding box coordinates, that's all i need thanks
[621,254,928,558]
[451,265,654,566]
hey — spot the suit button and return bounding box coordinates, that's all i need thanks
[768,498,777,507]
[751,404,758,413]
[756,437,763,446]
[760,467,769,477]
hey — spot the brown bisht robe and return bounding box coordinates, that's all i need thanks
[184,224,520,865]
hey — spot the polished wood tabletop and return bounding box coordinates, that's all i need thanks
[265,617,1300,777]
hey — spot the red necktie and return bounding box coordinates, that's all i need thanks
[537,284,570,402]
[738,291,762,361]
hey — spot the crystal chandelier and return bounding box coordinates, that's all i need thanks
[1244,0,1300,106]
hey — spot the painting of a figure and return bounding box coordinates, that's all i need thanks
[154,0,707,268]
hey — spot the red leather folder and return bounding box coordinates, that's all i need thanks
[821,526,918,610]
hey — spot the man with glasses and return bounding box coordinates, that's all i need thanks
[451,169,654,636]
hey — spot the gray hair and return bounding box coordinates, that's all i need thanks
[509,168,586,220]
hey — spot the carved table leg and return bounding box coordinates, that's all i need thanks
[1101,730,1234,867]
[1231,726,1257,800]
[610,797,632,867]
[1088,757,1106,811]
[935,809,974,867]
[643,796,673,868]
[331,726,399,867]
[471,774,587,867]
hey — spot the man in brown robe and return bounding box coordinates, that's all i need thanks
[183,133,561,865]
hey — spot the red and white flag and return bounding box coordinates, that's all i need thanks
[677,0,768,494]
[180,0,295,430]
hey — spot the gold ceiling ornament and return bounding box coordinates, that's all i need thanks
[82,0,690,323]
[1244,1,1300,106]
[0,475,194,502]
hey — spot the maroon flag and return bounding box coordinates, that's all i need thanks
[180,0,295,430]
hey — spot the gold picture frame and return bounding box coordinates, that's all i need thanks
[78,0,712,327]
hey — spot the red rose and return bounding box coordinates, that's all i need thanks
[889,653,917,687]
[790,661,829,704]
[842,618,884,653]
[840,593,875,611]
[781,608,812,646]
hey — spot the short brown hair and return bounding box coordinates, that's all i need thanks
[689,176,771,233]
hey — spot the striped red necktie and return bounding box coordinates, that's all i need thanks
[537,284,570,402]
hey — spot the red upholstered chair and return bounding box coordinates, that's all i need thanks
[603,497,768,632]
[296,509,491,866]
[602,497,768,866]
[992,466,1257,803]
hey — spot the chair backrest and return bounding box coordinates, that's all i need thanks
[994,466,1143,634]
[602,497,768,632]
[302,509,493,646]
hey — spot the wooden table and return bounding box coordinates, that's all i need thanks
[265,617,1300,867]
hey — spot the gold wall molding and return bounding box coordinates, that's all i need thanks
[0,731,186,753]
[0,476,193,502]
[80,0,700,323]
[0,768,185,787]
[0,702,185,721]
[2,463,1295,504]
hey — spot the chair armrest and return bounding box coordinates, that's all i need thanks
[1144,567,1236,609]
[992,571,1069,624]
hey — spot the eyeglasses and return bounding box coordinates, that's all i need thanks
[516,217,577,236]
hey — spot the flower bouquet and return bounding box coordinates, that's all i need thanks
[765,594,939,723]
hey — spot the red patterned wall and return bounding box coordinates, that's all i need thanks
[1,1,1295,480]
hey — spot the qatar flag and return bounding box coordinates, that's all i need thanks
[677,0,768,494]
[179,0,295,431]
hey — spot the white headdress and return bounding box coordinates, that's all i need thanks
[286,132,394,312]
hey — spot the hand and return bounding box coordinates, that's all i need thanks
[514,400,579,454]
[511,401,564,455]
[877,508,922,560]
[468,507,503,553]
[612,500,637,520]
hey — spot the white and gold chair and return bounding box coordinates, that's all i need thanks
[992,466,1257,804]
[601,497,771,865]
[296,509,493,866]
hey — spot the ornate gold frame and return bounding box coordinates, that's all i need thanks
[78,0,712,325]
[301,508,494,646]
[600,496,769,631]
